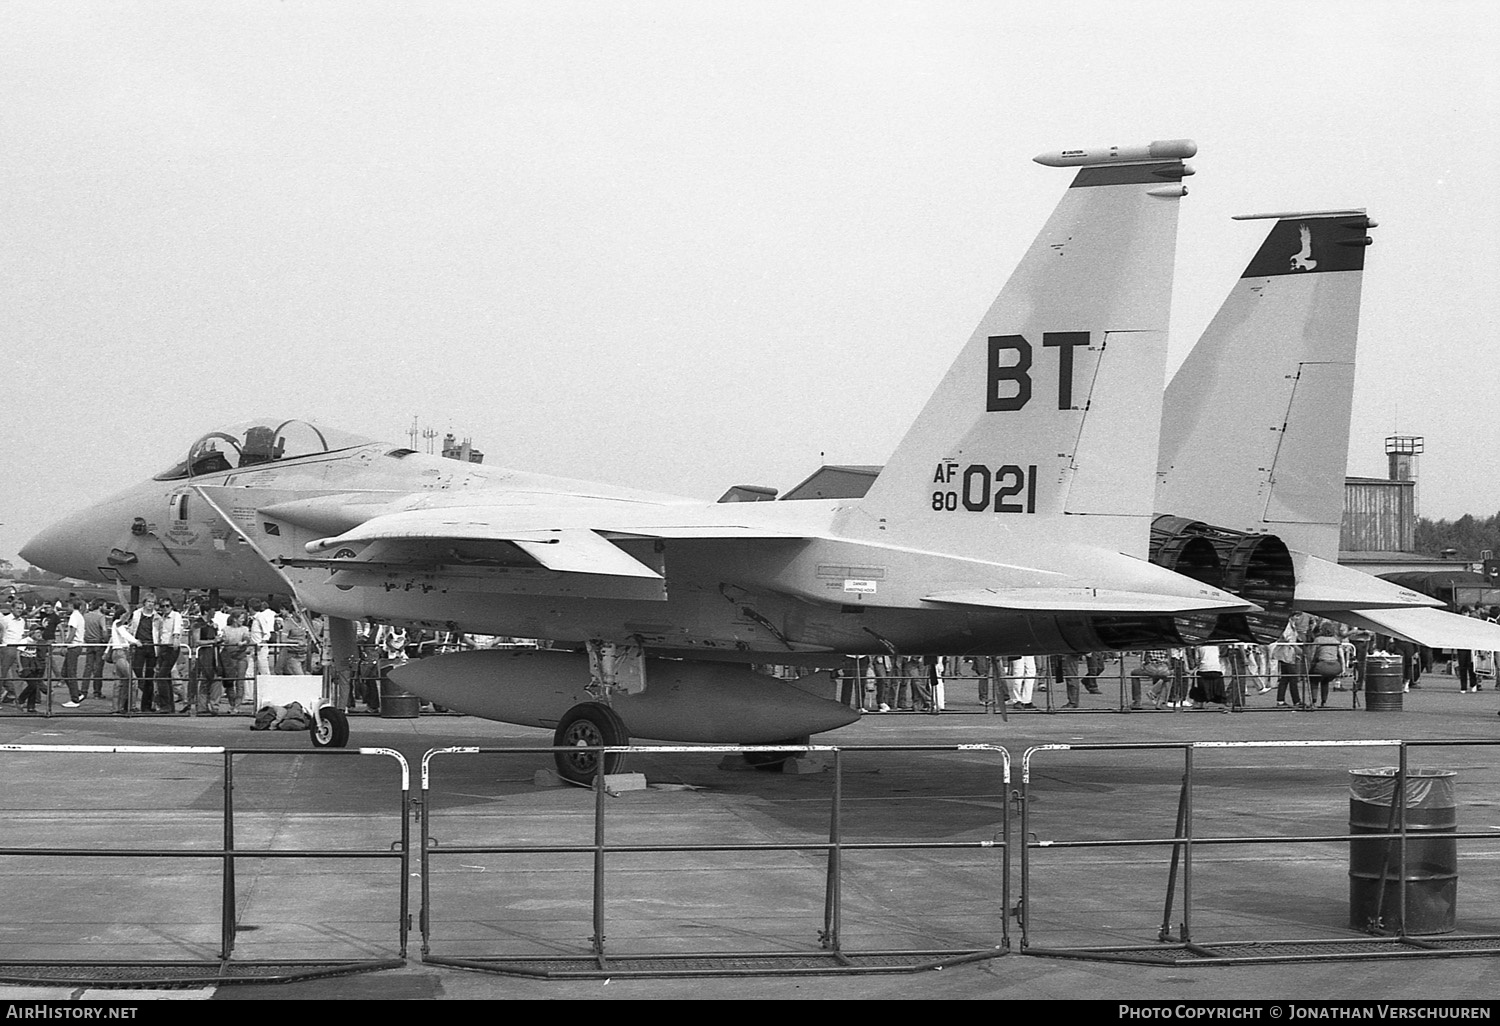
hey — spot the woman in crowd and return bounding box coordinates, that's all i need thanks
[217,612,252,710]
[108,606,138,713]
[1308,620,1348,709]
[1271,619,1305,710]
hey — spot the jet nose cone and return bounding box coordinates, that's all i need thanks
[20,517,91,579]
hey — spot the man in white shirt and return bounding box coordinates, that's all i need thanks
[60,600,88,707]
[152,597,185,714]
[127,599,158,710]
[0,600,26,703]
[250,600,277,677]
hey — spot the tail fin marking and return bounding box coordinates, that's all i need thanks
[854,143,1192,560]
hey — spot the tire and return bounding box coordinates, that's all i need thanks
[310,706,350,748]
[553,702,628,784]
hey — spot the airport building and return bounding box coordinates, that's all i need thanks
[1340,435,1456,575]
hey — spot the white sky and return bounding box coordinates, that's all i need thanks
[3,0,1497,563]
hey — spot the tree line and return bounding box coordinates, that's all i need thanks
[1414,514,1500,559]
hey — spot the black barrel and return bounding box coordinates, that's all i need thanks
[378,672,421,719]
[1364,654,1403,712]
[1349,768,1457,935]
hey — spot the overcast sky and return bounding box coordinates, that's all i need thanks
[3,1,1497,564]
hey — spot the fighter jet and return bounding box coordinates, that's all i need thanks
[1152,208,1500,650]
[24,140,1251,779]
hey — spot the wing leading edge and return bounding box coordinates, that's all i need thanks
[1332,607,1500,651]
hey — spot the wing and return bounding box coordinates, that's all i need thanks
[302,504,807,555]
[1290,552,1442,613]
[1331,607,1500,650]
[199,486,813,602]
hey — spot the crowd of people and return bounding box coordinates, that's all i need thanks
[6,587,1498,719]
[0,592,321,715]
[822,610,1500,715]
[0,584,546,717]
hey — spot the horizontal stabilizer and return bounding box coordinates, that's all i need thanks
[1332,606,1500,650]
[1291,552,1442,612]
[923,587,1251,615]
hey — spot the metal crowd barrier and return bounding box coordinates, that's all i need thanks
[0,744,411,987]
[1016,738,1500,964]
[417,742,1011,978]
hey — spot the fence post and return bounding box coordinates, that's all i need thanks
[419,758,432,957]
[1019,755,1031,948]
[591,752,608,964]
[1182,746,1195,944]
[1397,744,1409,939]
[820,748,844,952]
[220,750,236,960]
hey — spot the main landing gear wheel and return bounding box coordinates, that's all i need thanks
[310,706,350,748]
[553,702,629,785]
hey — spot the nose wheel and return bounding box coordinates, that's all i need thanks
[553,702,629,784]
[310,706,349,748]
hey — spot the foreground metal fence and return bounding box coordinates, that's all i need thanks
[0,744,411,987]
[11,733,1500,983]
[1017,738,1500,964]
[417,743,1011,978]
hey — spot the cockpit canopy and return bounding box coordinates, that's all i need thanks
[153,419,376,481]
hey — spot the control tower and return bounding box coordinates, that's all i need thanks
[1385,435,1423,515]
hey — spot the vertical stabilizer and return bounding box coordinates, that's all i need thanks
[856,140,1194,560]
[1156,210,1376,560]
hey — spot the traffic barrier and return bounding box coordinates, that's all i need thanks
[416,743,1011,978]
[1015,738,1500,964]
[0,744,411,987]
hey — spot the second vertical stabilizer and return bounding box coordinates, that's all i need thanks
[1157,210,1376,560]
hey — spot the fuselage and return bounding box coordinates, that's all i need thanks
[22,429,1235,661]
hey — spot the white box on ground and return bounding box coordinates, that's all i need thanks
[255,674,324,709]
[601,772,647,791]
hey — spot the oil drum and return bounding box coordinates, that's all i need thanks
[1348,768,1457,935]
[378,670,421,719]
[1363,654,1404,712]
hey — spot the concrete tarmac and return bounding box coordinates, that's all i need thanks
[3,670,1500,1002]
